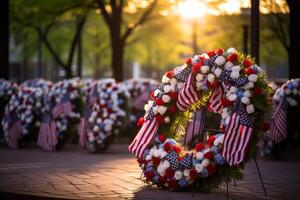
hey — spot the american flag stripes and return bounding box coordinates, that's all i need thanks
[185,107,206,146]
[6,110,22,148]
[37,114,57,151]
[79,117,88,147]
[268,99,287,143]
[128,118,158,159]
[177,73,199,111]
[207,85,223,114]
[222,105,253,166]
[52,94,73,118]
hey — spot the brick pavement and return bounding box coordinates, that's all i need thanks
[0,144,300,200]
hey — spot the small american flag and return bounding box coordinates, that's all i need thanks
[52,93,73,118]
[177,73,199,111]
[37,114,57,151]
[222,104,253,166]
[185,107,206,146]
[268,99,287,143]
[79,117,88,147]
[129,108,159,159]
[207,85,223,114]
[7,110,22,148]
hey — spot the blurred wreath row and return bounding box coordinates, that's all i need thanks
[0,78,158,153]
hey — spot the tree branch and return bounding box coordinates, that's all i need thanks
[122,0,157,42]
[95,0,112,27]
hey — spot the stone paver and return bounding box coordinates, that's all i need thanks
[0,144,300,200]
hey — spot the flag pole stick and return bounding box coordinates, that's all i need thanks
[254,157,267,196]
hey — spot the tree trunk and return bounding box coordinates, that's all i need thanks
[111,38,124,81]
[0,0,9,79]
[287,0,300,78]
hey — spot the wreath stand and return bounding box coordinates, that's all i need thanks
[184,109,268,198]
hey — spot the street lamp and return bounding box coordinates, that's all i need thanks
[177,0,207,55]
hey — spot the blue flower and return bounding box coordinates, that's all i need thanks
[178,179,188,188]
[237,90,244,98]
[153,176,159,183]
[193,159,201,165]
[211,146,218,153]
[167,139,176,145]
[214,154,225,165]
[118,99,124,105]
[201,168,209,177]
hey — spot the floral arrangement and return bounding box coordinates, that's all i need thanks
[121,79,159,138]
[39,78,83,151]
[129,48,272,191]
[0,79,18,143]
[268,78,300,144]
[2,79,52,148]
[86,79,129,152]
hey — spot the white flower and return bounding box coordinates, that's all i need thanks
[196,152,204,160]
[214,68,223,77]
[230,71,240,79]
[241,97,250,104]
[183,169,190,179]
[152,106,158,115]
[160,150,168,158]
[248,74,258,82]
[224,61,233,69]
[162,95,171,103]
[244,90,251,97]
[201,159,210,167]
[153,148,160,158]
[162,75,170,83]
[293,89,298,95]
[285,89,292,95]
[246,104,255,114]
[232,65,241,72]
[219,134,224,144]
[221,110,229,119]
[144,104,151,113]
[93,126,99,132]
[287,97,298,106]
[228,94,237,101]
[163,85,172,93]
[170,78,178,86]
[196,73,204,81]
[158,106,167,115]
[154,89,161,97]
[162,160,170,168]
[177,82,184,89]
[157,164,166,176]
[227,47,237,53]
[215,56,226,65]
[145,155,152,161]
[243,82,254,90]
[207,73,215,83]
[104,124,112,132]
[201,65,210,74]
[195,164,204,173]
[164,116,170,124]
[174,171,183,180]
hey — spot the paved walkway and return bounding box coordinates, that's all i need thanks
[0,144,300,200]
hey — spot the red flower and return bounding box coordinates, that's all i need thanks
[165,168,175,178]
[158,176,166,186]
[152,157,161,167]
[189,168,198,180]
[204,152,214,160]
[192,62,202,74]
[260,122,270,132]
[172,145,181,154]
[158,134,166,143]
[186,57,192,65]
[169,105,177,113]
[207,50,216,57]
[107,108,113,114]
[194,143,205,152]
[221,98,233,107]
[149,91,155,99]
[156,98,164,106]
[216,48,224,55]
[112,86,118,91]
[206,80,219,89]
[165,71,174,79]
[137,159,145,165]
[156,115,164,124]
[164,143,172,152]
[167,179,178,190]
[254,86,262,96]
[145,171,155,180]
[106,83,112,88]
[227,53,238,62]
[137,117,145,126]
[244,67,255,75]
[206,164,216,175]
[242,58,253,68]
[168,92,178,100]
[208,135,216,143]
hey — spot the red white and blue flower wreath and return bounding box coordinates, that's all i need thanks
[2,79,52,148]
[81,79,129,153]
[268,78,300,144]
[129,48,272,191]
